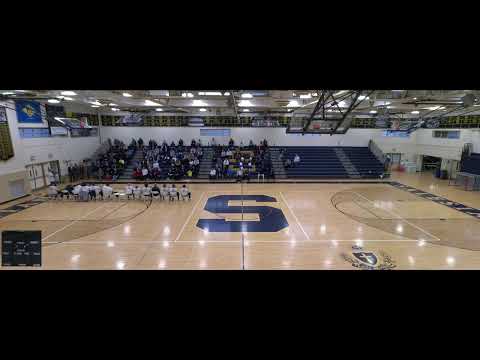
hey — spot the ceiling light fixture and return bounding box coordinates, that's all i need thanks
[122,92,133,97]
[89,100,103,106]
[312,92,318,97]
[243,109,250,112]
[411,110,420,114]
[287,100,300,107]
[238,100,253,107]
[358,95,369,101]
[144,99,161,106]
[204,91,222,96]
[300,94,312,99]
[63,97,74,101]
[241,93,253,98]
[224,92,231,96]
[108,103,118,106]
[48,99,60,104]
[111,108,120,111]
[192,99,207,106]
[2,91,15,95]
[369,110,377,114]
[91,105,100,108]
[199,108,207,112]
[156,108,163,112]
[61,91,77,96]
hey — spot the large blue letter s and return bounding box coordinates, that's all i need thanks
[196,195,289,232]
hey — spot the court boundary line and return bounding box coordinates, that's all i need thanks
[347,190,441,241]
[174,191,205,242]
[279,192,311,241]
[42,239,425,245]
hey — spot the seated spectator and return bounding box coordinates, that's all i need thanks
[47,183,59,199]
[209,168,217,180]
[236,167,243,181]
[142,183,152,199]
[88,185,97,201]
[126,184,134,199]
[133,185,142,199]
[293,154,301,167]
[94,184,103,199]
[151,184,160,198]
[102,184,113,199]
[169,184,178,201]
[160,184,169,200]
[142,167,149,180]
[180,185,191,200]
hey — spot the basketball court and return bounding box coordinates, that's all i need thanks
[2,172,479,269]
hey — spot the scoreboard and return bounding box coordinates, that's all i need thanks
[2,231,42,267]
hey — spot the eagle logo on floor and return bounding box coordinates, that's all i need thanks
[341,245,396,270]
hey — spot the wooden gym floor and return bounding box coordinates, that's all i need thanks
[2,171,480,270]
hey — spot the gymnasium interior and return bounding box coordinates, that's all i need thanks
[1,89,480,270]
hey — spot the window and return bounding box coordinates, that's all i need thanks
[433,130,460,139]
[383,130,410,138]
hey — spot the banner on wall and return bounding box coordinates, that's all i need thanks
[0,107,15,160]
[15,100,43,123]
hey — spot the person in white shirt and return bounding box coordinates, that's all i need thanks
[180,185,191,200]
[142,167,148,180]
[153,161,159,170]
[125,184,134,199]
[73,184,82,199]
[160,184,169,200]
[226,149,233,157]
[221,150,226,158]
[169,184,178,201]
[209,168,216,180]
[47,184,58,199]
[80,184,90,201]
[133,185,142,199]
[94,184,102,199]
[293,154,301,167]
[237,168,244,181]
[102,184,113,199]
[142,183,152,199]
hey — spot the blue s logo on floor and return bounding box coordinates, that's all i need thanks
[196,195,289,232]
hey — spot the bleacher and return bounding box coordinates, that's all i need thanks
[342,147,385,178]
[283,147,348,178]
[461,152,480,175]
[282,146,384,179]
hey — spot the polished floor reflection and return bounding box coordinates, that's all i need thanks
[2,172,480,269]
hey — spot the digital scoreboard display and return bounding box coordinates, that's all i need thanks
[2,231,42,267]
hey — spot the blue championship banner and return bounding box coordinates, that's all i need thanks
[15,100,43,123]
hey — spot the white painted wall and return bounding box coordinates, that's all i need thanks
[22,136,101,175]
[101,127,378,147]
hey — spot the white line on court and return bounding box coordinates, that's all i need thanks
[348,190,441,241]
[279,191,311,241]
[174,191,205,242]
[42,203,110,241]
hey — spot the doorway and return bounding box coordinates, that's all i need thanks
[26,160,61,190]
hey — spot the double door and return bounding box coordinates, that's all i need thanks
[26,160,61,190]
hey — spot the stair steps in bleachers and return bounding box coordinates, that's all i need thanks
[269,148,287,179]
[334,148,361,179]
[118,149,142,180]
[198,147,214,179]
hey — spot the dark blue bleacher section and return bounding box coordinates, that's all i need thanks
[342,147,385,178]
[461,153,480,175]
[282,146,384,179]
[283,147,347,178]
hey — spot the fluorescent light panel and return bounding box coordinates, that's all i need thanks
[61,91,77,96]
